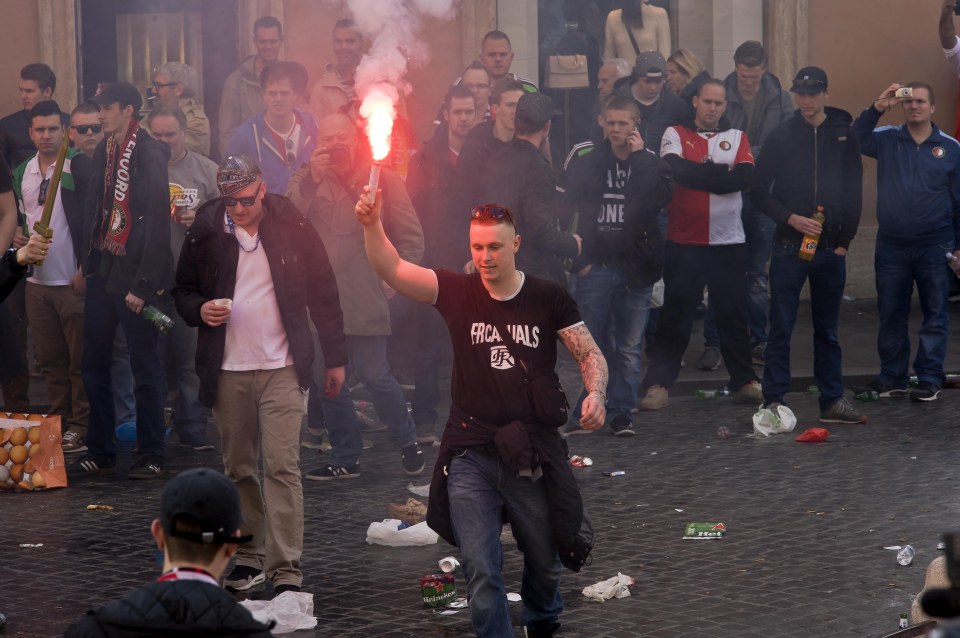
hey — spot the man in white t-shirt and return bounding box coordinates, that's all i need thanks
[173,154,347,596]
[13,100,92,450]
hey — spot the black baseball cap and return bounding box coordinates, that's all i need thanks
[161,468,252,545]
[790,67,828,94]
[91,81,143,113]
[515,92,560,131]
[634,51,667,79]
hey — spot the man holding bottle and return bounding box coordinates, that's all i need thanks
[752,67,866,423]
[68,81,174,480]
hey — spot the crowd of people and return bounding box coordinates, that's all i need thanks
[2,2,960,637]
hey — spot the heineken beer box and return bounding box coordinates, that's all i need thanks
[683,522,726,540]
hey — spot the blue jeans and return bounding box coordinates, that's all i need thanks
[411,303,450,428]
[573,266,652,422]
[112,331,136,424]
[82,276,167,459]
[310,335,417,466]
[875,239,952,386]
[703,202,774,348]
[763,243,846,408]
[448,449,563,637]
[167,317,207,436]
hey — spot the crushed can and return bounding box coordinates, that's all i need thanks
[420,573,456,607]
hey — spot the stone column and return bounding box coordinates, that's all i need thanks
[461,0,497,69]
[38,0,78,105]
[765,0,808,88]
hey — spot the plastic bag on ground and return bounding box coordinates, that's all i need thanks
[239,591,317,634]
[581,573,634,603]
[366,519,439,546]
[752,404,797,436]
[795,427,830,442]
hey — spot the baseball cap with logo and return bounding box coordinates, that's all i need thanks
[217,155,263,197]
[634,51,668,79]
[161,468,252,544]
[91,81,143,113]
[790,67,828,94]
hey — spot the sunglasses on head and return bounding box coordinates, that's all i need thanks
[471,204,514,225]
[72,124,102,134]
[223,184,262,207]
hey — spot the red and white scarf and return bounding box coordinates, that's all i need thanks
[98,119,140,256]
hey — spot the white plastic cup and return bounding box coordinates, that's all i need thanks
[439,557,460,573]
[214,298,233,310]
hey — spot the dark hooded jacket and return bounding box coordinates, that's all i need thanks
[562,139,673,287]
[751,107,863,250]
[63,580,274,638]
[83,125,173,305]
[172,193,348,407]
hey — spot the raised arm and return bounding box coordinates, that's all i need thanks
[557,323,608,430]
[356,187,438,305]
[941,0,958,50]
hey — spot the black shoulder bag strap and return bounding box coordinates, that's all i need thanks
[626,23,642,57]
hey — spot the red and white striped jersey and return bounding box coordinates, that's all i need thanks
[660,125,754,246]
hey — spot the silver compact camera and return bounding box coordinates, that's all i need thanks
[895,87,913,99]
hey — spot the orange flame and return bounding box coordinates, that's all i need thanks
[360,87,396,162]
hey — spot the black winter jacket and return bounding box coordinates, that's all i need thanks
[722,71,794,156]
[0,249,27,383]
[562,140,673,287]
[454,120,509,217]
[63,580,274,638]
[407,123,467,269]
[172,193,348,407]
[751,107,863,250]
[83,126,173,303]
[615,82,688,154]
[484,139,578,284]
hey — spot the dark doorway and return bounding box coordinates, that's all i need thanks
[78,0,239,157]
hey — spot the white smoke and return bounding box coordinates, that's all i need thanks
[346,0,457,114]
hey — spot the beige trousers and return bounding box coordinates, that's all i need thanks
[213,366,305,587]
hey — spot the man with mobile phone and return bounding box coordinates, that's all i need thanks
[560,96,672,436]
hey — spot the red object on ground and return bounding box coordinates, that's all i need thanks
[795,427,830,443]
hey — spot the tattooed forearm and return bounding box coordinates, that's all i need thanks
[558,324,608,398]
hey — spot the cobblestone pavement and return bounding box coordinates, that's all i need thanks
[4,302,960,637]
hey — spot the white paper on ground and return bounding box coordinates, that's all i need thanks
[365,519,439,546]
[581,573,634,603]
[406,482,431,497]
[239,591,317,634]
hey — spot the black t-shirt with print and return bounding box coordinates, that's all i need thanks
[434,269,582,426]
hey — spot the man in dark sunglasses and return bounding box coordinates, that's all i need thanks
[356,193,608,638]
[69,100,104,158]
[173,154,347,597]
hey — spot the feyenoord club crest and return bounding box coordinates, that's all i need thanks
[109,202,127,237]
[489,344,515,370]
[933,146,946,159]
[718,140,731,151]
